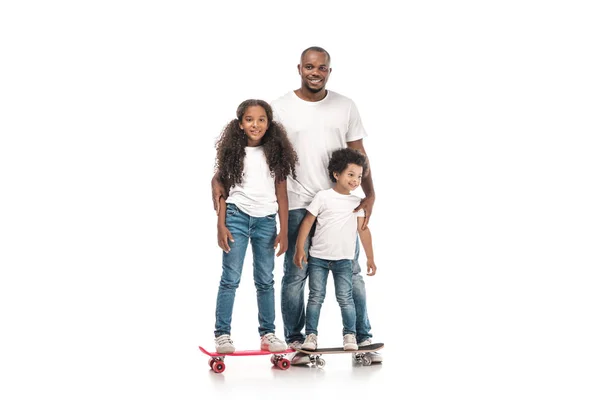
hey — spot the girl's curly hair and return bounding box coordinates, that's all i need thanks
[215,99,298,192]
[328,147,368,182]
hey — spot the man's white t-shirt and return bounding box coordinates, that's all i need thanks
[306,188,365,261]
[225,146,277,217]
[271,90,367,210]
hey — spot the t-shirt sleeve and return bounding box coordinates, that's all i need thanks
[306,192,324,217]
[356,208,365,218]
[345,100,367,142]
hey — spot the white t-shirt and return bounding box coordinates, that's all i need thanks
[225,146,277,217]
[306,188,365,261]
[271,90,367,210]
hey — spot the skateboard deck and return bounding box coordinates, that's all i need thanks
[296,342,384,367]
[199,346,294,373]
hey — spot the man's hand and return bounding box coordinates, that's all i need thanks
[217,224,234,253]
[211,175,226,215]
[354,195,375,230]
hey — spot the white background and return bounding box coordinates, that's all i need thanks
[1,1,599,399]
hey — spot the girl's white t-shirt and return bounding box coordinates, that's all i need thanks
[226,146,277,217]
[306,188,365,261]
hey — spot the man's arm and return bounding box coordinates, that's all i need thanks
[347,139,375,230]
[211,172,226,215]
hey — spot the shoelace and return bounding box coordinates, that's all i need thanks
[263,334,280,343]
[216,335,233,345]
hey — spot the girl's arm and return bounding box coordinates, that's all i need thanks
[294,213,316,269]
[217,197,233,253]
[211,172,226,215]
[357,216,376,276]
[274,179,289,257]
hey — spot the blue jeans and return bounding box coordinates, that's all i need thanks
[281,208,373,343]
[214,204,277,337]
[305,257,356,336]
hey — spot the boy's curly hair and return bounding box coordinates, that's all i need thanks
[328,148,368,182]
[215,99,298,192]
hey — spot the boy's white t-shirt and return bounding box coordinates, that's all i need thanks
[306,188,365,261]
[225,146,277,217]
[271,90,367,210]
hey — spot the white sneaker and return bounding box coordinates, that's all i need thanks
[215,334,235,354]
[358,338,383,363]
[287,340,303,350]
[260,333,287,352]
[302,333,318,350]
[287,341,311,365]
[343,334,358,350]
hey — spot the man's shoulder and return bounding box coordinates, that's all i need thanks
[270,91,294,106]
[326,90,354,104]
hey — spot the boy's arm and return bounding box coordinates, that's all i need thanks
[347,139,375,230]
[274,179,289,257]
[217,197,233,253]
[357,216,376,276]
[294,213,317,269]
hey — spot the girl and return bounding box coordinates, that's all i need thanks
[212,99,298,354]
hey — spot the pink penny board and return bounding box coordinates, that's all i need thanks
[199,346,294,373]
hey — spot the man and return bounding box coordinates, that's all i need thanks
[212,46,382,364]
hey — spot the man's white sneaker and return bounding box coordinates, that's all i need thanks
[287,340,310,365]
[343,334,358,350]
[357,338,383,363]
[215,334,235,354]
[260,333,287,352]
[301,333,318,350]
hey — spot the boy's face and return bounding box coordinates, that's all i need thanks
[334,163,363,194]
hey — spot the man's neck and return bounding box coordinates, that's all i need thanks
[294,88,328,102]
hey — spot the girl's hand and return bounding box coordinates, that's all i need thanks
[274,232,288,257]
[366,259,377,276]
[217,224,234,253]
[293,249,307,269]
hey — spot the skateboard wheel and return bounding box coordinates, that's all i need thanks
[212,360,226,373]
[277,359,290,370]
[316,358,326,368]
[270,355,277,365]
[362,356,372,366]
[209,359,215,368]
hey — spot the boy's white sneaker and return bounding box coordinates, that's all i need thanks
[343,334,358,350]
[358,338,383,363]
[301,333,318,350]
[287,341,310,365]
[260,333,287,352]
[215,334,235,354]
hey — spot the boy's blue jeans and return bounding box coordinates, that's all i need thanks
[214,204,277,337]
[281,208,373,343]
[305,256,356,336]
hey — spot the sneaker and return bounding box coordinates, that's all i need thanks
[302,333,318,350]
[358,338,383,363]
[215,334,235,354]
[260,333,287,352]
[287,340,303,350]
[343,334,358,350]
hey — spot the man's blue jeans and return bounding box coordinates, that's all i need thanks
[214,204,277,337]
[281,208,373,343]
[305,257,356,336]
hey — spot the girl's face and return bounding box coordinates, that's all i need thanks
[333,163,363,195]
[239,105,269,147]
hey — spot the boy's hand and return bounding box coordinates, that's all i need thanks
[274,232,288,257]
[293,249,307,269]
[217,224,234,253]
[366,260,377,276]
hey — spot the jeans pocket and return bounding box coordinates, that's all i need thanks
[265,213,276,221]
[226,204,238,217]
